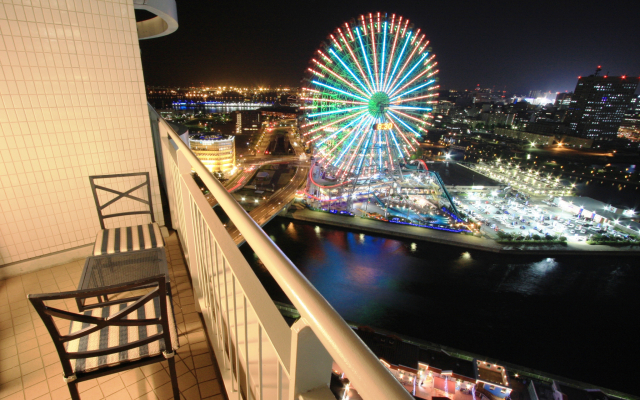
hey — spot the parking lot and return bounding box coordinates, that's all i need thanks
[457,195,607,242]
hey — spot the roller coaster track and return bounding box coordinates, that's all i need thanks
[432,171,462,219]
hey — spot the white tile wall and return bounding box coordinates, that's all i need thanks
[0,0,164,265]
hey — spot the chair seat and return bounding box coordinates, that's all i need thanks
[93,223,164,256]
[65,297,179,374]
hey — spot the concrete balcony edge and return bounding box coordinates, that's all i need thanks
[134,0,178,39]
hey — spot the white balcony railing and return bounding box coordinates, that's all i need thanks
[153,108,413,400]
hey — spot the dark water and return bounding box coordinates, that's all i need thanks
[241,218,640,395]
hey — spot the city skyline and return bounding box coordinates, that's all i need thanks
[2,1,640,399]
[138,0,640,94]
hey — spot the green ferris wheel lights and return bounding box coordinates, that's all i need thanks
[368,92,390,118]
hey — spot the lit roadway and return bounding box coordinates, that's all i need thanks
[201,156,305,207]
[228,164,309,245]
[227,121,307,244]
[201,119,309,244]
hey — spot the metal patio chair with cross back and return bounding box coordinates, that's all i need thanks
[28,275,180,400]
[89,172,164,257]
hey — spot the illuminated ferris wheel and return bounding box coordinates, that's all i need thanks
[302,12,439,180]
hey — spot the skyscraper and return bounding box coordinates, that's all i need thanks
[565,73,639,139]
[619,94,640,138]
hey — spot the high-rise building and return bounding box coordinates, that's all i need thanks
[234,110,260,133]
[619,94,640,138]
[565,74,640,139]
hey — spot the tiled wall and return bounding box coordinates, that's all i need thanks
[0,0,163,265]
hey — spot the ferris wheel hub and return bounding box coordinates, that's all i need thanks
[368,92,390,118]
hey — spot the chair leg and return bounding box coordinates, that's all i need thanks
[67,381,81,400]
[167,357,180,400]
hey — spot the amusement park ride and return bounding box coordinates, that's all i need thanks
[301,12,461,223]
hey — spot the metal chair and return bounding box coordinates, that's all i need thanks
[28,275,180,400]
[89,173,164,256]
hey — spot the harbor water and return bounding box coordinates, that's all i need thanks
[240,218,640,396]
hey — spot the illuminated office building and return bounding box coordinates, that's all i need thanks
[565,74,639,139]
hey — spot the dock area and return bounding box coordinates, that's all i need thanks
[281,208,640,255]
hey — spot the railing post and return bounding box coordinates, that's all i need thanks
[160,135,179,233]
[288,319,332,400]
[176,149,202,313]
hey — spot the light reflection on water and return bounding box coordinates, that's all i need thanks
[241,218,640,395]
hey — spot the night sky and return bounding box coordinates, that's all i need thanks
[138,0,640,94]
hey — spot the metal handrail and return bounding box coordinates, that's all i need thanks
[162,120,412,399]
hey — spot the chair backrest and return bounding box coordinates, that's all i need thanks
[89,172,155,229]
[28,275,173,382]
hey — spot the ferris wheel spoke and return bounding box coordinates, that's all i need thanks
[390,73,438,101]
[331,115,372,165]
[337,116,373,170]
[383,30,412,93]
[388,111,429,136]
[383,129,396,170]
[328,48,372,96]
[376,119,385,172]
[304,97,367,106]
[387,51,430,96]
[312,58,370,99]
[388,127,411,158]
[382,16,401,92]
[311,80,369,102]
[354,128,374,175]
[379,21,387,92]
[389,105,433,112]
[385,35,425,93]
[388,108,427,125]
[334,25,373,94]
[315,112,368,147]
[388,109,428,134]
[355,28,377,93]
[368,13,379,91]
[389,64,438,99]
[335,116,374,174]
[307,105,367,119]
[387,113,420,148]
[390,79,436,102]
[392,92,438,104]
[305,109,367,136]
[323,120,369,166]
[389,58,437,95]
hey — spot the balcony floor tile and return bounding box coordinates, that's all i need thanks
[0,233,221,400]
